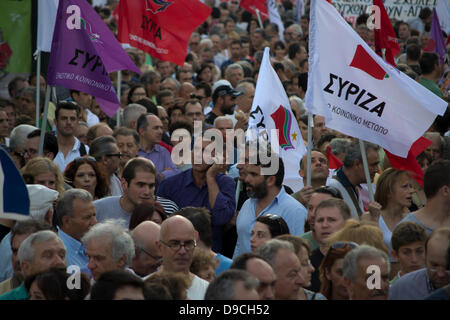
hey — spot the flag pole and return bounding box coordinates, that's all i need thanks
[116,71,121,127]
[306,112,313,186]
[38,86,52,157]
[358,139,375,202]
[255,9,264,28]
[35,51,41,128]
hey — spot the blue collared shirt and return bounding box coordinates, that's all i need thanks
[57,228,88,269]
[138,144,179,178]
[233,187,307,258]
[156,169,236,252]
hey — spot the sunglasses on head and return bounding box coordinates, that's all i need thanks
[330,241,359,250]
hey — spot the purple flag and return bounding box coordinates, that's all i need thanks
[47,0,140,117]
[430,8,447,66]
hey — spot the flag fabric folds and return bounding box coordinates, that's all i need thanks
[267,0,285,41]
[0,0,32,73]
[384,137,432,186]
[326,145,343,170]
[0,147,29,221]
[429,8,448,66]
[240,0,269,21]
[373,0,400,66]
[436,0,450,34]
[118,0,211,67]
[47,0,140,117]
[305,0,447,158]
[37,0,59,52]
[248,47,307,192]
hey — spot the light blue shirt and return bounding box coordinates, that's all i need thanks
[233,187,307,258]
[57,228,88,268]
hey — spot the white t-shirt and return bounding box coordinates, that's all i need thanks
[187,275,209,300]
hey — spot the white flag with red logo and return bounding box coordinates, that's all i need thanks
[305,0,447,157]
[248,47,307,192]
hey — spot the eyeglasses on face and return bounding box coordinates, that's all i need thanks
[139,247,163,265]
[159,239,196,252]
[105,153,122,158]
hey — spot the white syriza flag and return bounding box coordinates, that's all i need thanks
[248,47,307,192]
[437,0,450,34]
[267,0,284,41]
[37,0,59,52]
[305,0,447,158]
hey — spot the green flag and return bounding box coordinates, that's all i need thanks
[0,0,31,74]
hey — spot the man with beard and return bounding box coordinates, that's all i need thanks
[205,80,242,126]
[233,146,307,258]
[157,137,236,253]
[343,245,390,300]
[389,227,450,300]
[53,102,89,172]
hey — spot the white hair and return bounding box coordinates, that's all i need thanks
[9,124,38,151]
[123,104,147,128]
[342,245,390,283]
[81,219,135,266]
[18,230,63,263]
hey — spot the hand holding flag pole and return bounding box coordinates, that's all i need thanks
[358,140,375,202]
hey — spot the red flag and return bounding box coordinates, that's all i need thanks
[326,145,343,169]
[373,0,400,66]
[384,137,432,186]
[240,0,269,21]
[118,0,211,66]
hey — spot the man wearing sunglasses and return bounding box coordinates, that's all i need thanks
[89,135,123,197]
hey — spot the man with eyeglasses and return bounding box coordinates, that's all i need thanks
[23,129,58,164]
[390,227,450,300]
[131,221,162,278]
[155,215,209,300]
[205,80,242,126]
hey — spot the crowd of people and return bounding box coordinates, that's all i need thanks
[0,0,449,300]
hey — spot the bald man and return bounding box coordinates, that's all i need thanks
[155,215,209,300]
[177,82,195,101]
[131,221,162,278]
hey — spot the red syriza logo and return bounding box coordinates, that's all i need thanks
[145,0,173,14]
[349,45,389,80]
